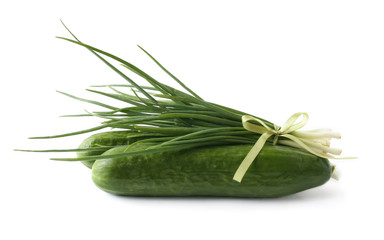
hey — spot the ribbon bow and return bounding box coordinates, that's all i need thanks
[233,112,344,182]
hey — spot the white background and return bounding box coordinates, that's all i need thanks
[1,1,383,239]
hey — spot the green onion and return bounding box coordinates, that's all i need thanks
[16,21,349,181]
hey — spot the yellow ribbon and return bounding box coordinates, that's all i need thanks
[233,112,346,182]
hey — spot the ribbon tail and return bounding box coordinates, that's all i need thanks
[233,132,273,182]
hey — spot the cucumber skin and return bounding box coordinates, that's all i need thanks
[92,144,332,197]
[77,131,137,169]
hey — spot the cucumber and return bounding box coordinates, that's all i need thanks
[91,144,332,197]
[77,131,141,169]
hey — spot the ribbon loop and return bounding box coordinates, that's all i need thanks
[280,112,308,133]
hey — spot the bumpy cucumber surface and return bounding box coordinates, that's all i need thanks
[77,131,137,169]
[92,144,332,197]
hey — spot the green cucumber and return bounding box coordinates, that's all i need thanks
[77,131,141,169]
[91,144,332,197]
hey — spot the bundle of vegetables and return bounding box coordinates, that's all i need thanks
[17,22,349,197]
